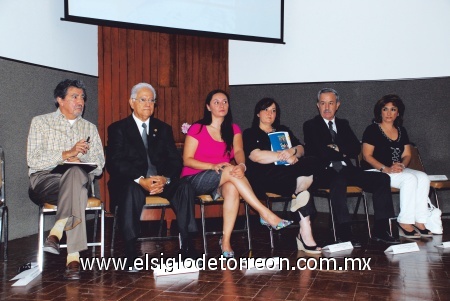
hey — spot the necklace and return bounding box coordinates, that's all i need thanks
[377,123,401,142]
[209,124,220,130]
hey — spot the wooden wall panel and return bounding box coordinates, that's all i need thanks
[98,27,229,212]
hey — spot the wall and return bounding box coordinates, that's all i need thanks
[231,77,450,213]
[0,58,98,240]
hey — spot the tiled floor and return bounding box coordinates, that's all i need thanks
[1,213,450,300]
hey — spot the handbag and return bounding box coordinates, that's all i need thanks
[424,200,443,235]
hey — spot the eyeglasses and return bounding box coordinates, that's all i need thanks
[132,97,157,104]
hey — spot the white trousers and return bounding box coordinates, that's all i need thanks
[370,168,429,224]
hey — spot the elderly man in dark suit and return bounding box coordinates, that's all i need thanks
[106,83,198,268]
[303,88,398,245]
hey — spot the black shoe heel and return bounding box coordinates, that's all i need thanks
[412,225,433,237]
[397,225,420,238]
[296,235,321,254]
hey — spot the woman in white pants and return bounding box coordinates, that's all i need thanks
[361,94,432,238]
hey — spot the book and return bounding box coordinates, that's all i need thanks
[51,162,98,174]
[428,175,448,181]
[268,131,292,165]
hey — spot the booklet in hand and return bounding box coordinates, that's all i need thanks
[268,131,292,166]
[51,162,98,174]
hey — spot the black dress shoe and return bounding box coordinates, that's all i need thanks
[63,261,80,280]
[43,235,60,255]
[372,230,400,244]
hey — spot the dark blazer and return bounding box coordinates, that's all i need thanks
[303,115,361,169]
[106,115,182,184]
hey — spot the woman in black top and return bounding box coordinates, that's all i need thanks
[362,94,433,238]
[243,98,321,254]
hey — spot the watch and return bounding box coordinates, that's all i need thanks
[165,177,171,185]
[332,144,336,149]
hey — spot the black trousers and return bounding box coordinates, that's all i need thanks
[110,178,197,244]
[315,165,395,225]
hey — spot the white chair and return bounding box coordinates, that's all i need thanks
[37,180,104,271]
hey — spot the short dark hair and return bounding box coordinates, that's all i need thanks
[251,97,281,129]
[373,94,405,126]
[53,79,87,107]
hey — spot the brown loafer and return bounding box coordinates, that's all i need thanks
[43,235,60,255]
[63,261,80,280]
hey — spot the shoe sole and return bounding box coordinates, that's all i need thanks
[43,246,60,255]
[290,191,310,212]
[398,226,420,239]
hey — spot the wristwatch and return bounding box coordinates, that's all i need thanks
[165,177,171,185]
[331,144,337,149]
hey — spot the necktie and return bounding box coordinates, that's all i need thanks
[328,121,342,172]
[141,123,148,148]
[141,123,157,177]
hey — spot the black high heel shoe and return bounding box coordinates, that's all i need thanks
[397,224,420,238]
[412,225,433,237]
[296,234,321,254]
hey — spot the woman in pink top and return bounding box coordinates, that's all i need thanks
[182,89,292,258]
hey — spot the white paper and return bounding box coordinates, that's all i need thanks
[384,242,420,254]
[428,175,448,181]
[10,262,38,280]
[322,241,354,253]
[435,241,450,249]
[11,267,41,286]
[244,257,280,270]
[153,263,199,277]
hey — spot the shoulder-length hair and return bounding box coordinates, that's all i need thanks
[194,89,234,155]
[251,97,281,129]
[373,94,405,126]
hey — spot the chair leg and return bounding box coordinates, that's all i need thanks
[431,187,441,209]
[200,203,208,255]
[353,195,362,219]
[0,209,3,259]
[244,203,252,251]
[100,204,104,257]
[328,197,337,242]
[111,205,119,255]
[388,217,397,237]
[265,197,275,249]
[158,207,166,237]
[4,206,8,260]
[38,206,44,272]
[92,209,99,256]
[362,192,372,238]
[0,207,7,260]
